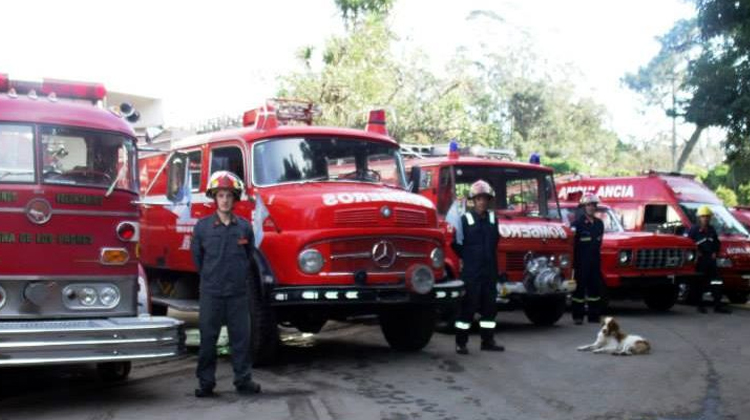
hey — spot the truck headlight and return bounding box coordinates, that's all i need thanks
[717,257,733,268]
[430,248,445,269]
[298,249,324,274]
[618,250,632,265]
[80,287,98,306]
[558,254,571,268]
[407,264,435,294]
[685,250,696,263]
[99,286,121,308]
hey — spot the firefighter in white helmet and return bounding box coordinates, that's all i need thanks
[191,171,262,397]
[571,192,605,324]
[687,205,731,314]
[452,179,504,354]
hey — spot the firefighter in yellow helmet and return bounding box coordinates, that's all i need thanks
[686,205,731,314]
[191,171,263,397]
[452,180,504,354]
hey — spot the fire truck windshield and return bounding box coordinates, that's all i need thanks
[452,165,559,219]
[253,137,407,188]
[558,206,624,233]
[40,126,137,193]
[680,202,750,236]
[0,124,35,183]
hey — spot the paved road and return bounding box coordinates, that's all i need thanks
[1,303,748,420]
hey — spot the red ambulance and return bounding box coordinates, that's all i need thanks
[558,172,750,304]
[138,100,463,363]
[557,200,697,310]
[404,144,576,325]
[0,73,183,380]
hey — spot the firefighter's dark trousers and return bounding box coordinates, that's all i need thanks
[455,278,498,346]
[571,273,602,321]
[196,293,252,390]
[696,258,724,309]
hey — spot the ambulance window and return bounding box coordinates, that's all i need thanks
[0,124,35,183]
[187,151,202,191]
[210,147,245,181]
[644,204,682,233]
[167,154,187,202]
[616,208,639,230]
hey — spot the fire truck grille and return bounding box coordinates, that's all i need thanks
[395,208,428,226]
[334,208,378,226]
[329,237,433,273]
[636,249,685,269]
[333,207,429,227]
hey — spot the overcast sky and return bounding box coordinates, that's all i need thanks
[1,0,696,143]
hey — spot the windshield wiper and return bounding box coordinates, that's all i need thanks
[0,170,34,180]
[105,167,127,197]
[300,175,329,184]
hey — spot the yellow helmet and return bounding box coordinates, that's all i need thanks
[697,205,713,217]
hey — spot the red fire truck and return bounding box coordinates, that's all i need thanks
[403,144,575,325]
[0,73,184,380]
[557,201,697,311]
[730,207,750,231]
[137,100,463,363]
[558,172,750,305]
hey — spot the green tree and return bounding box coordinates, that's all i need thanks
[715,185,738,206]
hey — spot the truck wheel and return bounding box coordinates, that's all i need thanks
[249,279,279,366]
[97,361,131,382]
[523,295,566,326]
[643,285,679,311]
[726,291,749,304]
[380,305,436,351]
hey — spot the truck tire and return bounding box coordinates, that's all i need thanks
[96,361,131,382]
[523,295,566,326]
[249,279,279,366]
[643,285,678,311]
[380,305,436,351]
[726,291,749,304]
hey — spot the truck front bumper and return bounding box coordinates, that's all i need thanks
[0,316,184,367]
[269,280,465,306]
[497,279,577,302]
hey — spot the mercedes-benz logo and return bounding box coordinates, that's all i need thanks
[371,240,397,268]
[26,198,52,225]
[380,205,392,218]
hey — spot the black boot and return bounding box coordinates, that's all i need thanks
[480,340,505,352]
[195,387,216,398]
[236,381,262,395]
[456,345,469,355]
[714,305,732,314]
[697,305,708,314]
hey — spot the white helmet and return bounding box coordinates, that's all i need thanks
[469,180,495,199]
[580,192,600,205]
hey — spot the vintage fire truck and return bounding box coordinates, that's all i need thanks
[556,200,697,311]
[0,73,184,380]
[558,172,750,305]
[137,100,463,363]
[403,143,576,325]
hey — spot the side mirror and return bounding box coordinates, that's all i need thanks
[145,127,164,144]
[408,165,422,193]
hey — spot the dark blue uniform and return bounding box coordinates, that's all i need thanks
[571,214,604,322]
[191,213,255,392]
[452,209,500,347]
[687,224,724,309]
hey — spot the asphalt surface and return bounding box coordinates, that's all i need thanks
[1,302,748,420]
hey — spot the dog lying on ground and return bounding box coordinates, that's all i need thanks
[577,317,651,356]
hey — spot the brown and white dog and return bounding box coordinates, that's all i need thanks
[577,317,651,356]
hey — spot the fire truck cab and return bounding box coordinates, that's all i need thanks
[404,143,576,326]
[730,207,750,232]
[557,200,697,311]
[0,74,184,380]
[558,172,750,305]
[138,100,463,363]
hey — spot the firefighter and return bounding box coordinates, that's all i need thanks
[452,180,504,355]
[687,206,731,314]
[191,171,262,397]
[571,192,605,325]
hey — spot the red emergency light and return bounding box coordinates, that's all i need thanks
[242,99,319,130]
[0,73,106,101]
[365,109,388,136]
